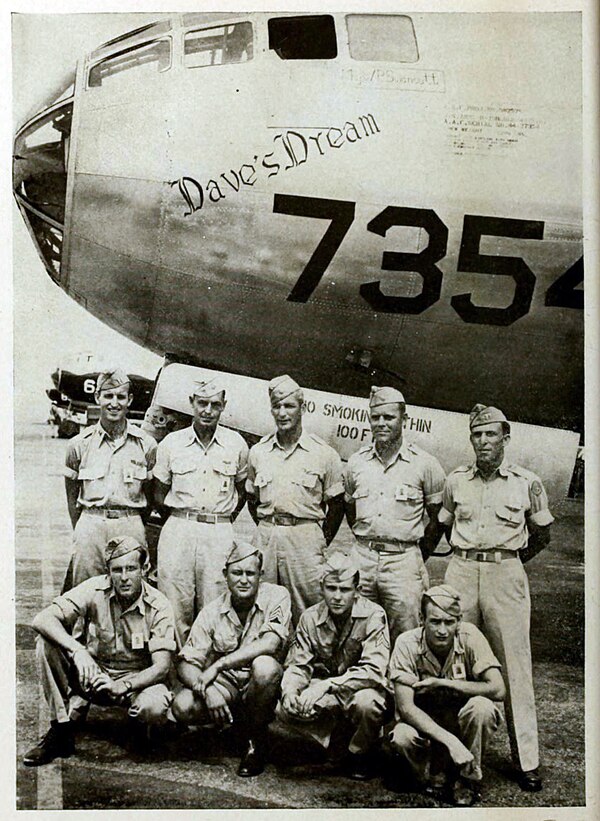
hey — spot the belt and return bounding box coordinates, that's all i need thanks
[261,514,319,527]
[356,537,418,554]
[83,508,140,519]
[454,548,519,563]
[171,510,231,524]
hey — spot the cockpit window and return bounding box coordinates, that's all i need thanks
[88,38,171,89]
[268,15,337,60]
[346,15,418,63]
[184,22,253,68]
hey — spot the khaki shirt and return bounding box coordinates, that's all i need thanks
[64,422,156,509]
[154,424,248,514]
[389,623,501,718]
[344,441,445,542]
[180,582,292,686]
[439,461,554,552]
[281,595,391,701]
[246,431,344,520]
[51,576,177,673]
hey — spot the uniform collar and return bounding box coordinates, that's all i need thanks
[94,420,141,443]
[219,583,268,620]
[366,439,414,467]
[184,423,225,450]
[105,577,155,615]
[468,458,511,480]
[268,429,311,455]
[315,595,368,627]
[418,627,465,668]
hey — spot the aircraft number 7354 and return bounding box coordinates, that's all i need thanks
[273,194,583,326]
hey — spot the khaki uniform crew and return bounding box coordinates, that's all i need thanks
[344,386,445,644]
[440,404,554,792]
[64,368,156,587]
[23,537,176,767]
[276,552,391,781]
[154,377,248,645]
[246,375,345,624]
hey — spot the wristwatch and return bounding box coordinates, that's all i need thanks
[120,678,134,696]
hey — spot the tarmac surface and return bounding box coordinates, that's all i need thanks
[14,421,585,810]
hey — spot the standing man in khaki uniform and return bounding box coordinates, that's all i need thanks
[246,375,345,624]
[23,536,176,767]
[440,404,554,792]
[64,369,156,587]
[172,541,291,777]
[344,386,445,644]
[276,552,391,781]
[153,378,248,644]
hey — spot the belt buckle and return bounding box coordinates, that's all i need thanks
[370,541,386,552]
[275,514,293,526]
[475,551,488,562]
[105,510,120,519]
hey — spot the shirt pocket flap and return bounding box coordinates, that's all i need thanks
[255,472,272,488]
[78,464,105,480]
[299,471,320,489]
[171,456,197,475]
[395,483,421,501]
[352,488,369,500]
[214,461,237,477]
[495,504,522,526]
[213,631,240,654]
[129,461,148,480]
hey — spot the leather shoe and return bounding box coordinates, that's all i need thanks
[451,776,481,806]
[344,752,376,782]
[23,722,75,767]
[519,768,542,792]
[237,738,265,777]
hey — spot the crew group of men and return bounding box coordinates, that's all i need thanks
[23,368,554,805]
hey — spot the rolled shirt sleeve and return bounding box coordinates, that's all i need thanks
[388,634,420,687]
[343,461,357,503]
[257,587,292,645]
[423,454,446,505]
[147,597,177,654]
[50,578,97,628]
[281,616,316,697]
[466,625,502,679]
[322,449,344,501]
[179,610,214,669]
[527,474,554,527]
[64,439,82,481]
[153,437,172,486]
[144,437,158,481]
[438,474,457,527]
[245,448,257,496]
[236,439,250,484]
[328,609,391,697]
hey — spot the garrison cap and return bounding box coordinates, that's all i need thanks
[469,404,509,430]
[96,368,130,393]
[190,376,227,400]
[321,551,360,584]
[422,584,462,618]
[369,386,405,409]
[268,374,302,404]
[104,535,146,566]
[225,540,262,568]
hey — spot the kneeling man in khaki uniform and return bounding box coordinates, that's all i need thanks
[388,585,505,805]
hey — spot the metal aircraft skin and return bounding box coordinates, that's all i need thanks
[13,12,583,433]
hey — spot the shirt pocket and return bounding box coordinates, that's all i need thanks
[394,482,422,519]
[351,487,369,519]
[77,462,107,500]
[455,499,474,521]
[170,456,199,496]
[213,628,240,655]
[213,460,237,495]
[254,471,274,504]
[293,470,322,496]
[123,460,148,484]
[495,502,524,528]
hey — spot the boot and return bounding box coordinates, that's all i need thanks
[23,721,75,767]
[237,734,267,777]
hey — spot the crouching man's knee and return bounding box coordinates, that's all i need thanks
[129,684,173,725]
[348,688,386,723]
[459,696,501,730]
[250,656,282,688]
[171,687,201,724]
[388,722,422,754]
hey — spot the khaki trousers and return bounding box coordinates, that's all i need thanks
[445,554,538,771]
